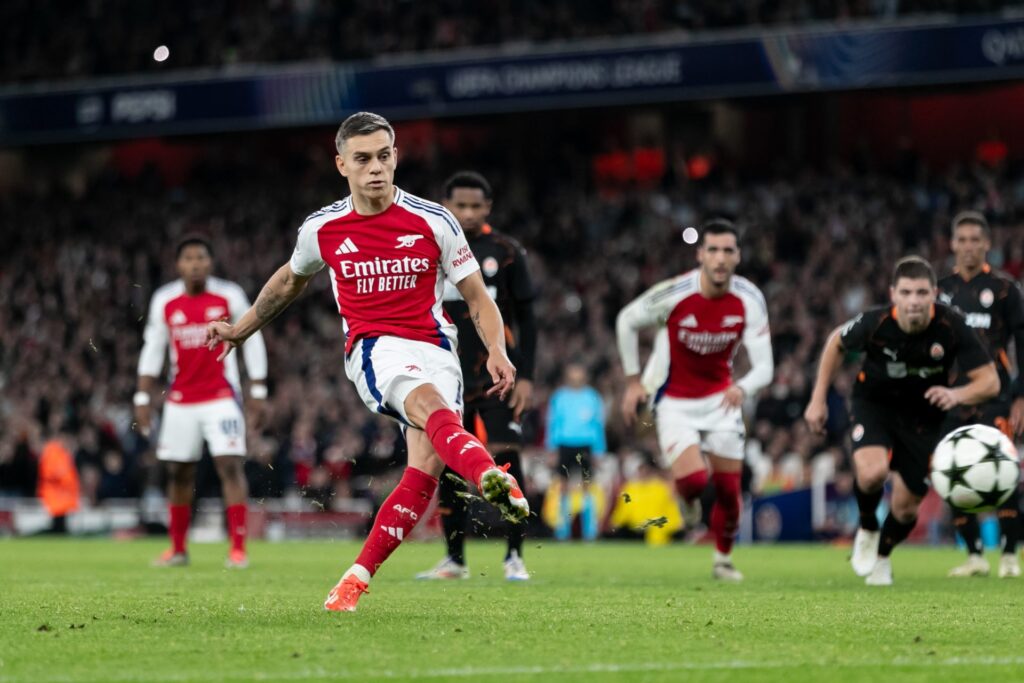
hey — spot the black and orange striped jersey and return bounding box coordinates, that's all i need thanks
[938,265,1024,401]
[444,224,537,402]
[839,303,991,422]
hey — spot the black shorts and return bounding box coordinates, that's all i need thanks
[849,399,942,497]
[557,445,593,480]
[941,399,1012,438]
[463,395,522,447]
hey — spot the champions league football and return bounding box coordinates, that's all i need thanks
[931,425,1021,513]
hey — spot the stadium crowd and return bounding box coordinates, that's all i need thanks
[2,0,1018,83]
[2,118,1022,532]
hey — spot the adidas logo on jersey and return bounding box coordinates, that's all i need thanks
[335,237,359,255]
[169,310,188,325]
[381,525,404,540]
[396,234,424,248]
[680,314,698,328]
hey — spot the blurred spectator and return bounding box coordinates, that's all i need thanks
[3,1,1017,83]
[37,426,80,532]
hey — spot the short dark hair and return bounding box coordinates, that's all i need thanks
[951,210,990,238]
[892,255,936,287]
[176,235,213,260]
[335,111,395,153]
[443,171,493,200]
[699,218,739,246]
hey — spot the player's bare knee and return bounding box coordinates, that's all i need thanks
[855,463,887,491]
[167,462,194,487]
[891,503,918,525]
[214,456,245,480]
[404,385,450,427]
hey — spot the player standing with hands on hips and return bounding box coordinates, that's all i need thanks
[617,220,773,581]
[805,256,998,586]
[206,112,528,612]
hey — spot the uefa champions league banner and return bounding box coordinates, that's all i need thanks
[2,18,1024,144]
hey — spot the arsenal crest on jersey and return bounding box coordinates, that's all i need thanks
[930,343,945,360]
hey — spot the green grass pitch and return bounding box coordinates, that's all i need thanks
[1,539,1021,683]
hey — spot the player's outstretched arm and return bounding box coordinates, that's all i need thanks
[456,271,516,400]
[804,327,844,434]
[925,363,999,411]
[207,263,312,361]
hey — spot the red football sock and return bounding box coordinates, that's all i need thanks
[710,471,742,555]
[226,504,247,553]
[355,467,438,576]
[424,409,496,487]
[674,469,708,503]
[169,504,190,554]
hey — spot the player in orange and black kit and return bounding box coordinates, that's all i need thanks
[416,171,538,581]
[939,211,1024,579]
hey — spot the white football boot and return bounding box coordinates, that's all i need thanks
[865,557,893,586]
[998,553,1021,579]
[415,556,469,580]
[503,550,530,581]
[850,528,880,577]
[947,554,990,578]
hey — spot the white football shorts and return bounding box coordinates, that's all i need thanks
[157,397,246,462]
[346,336,463,427]
[655,391,746,464]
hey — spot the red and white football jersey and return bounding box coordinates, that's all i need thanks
[618,269,773,400]
[138,277,268,404]
[289,188,480,354]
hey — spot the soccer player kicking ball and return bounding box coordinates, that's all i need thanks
[137,236,269,569]
[617,220,774,581]
[805,256,998,586]
[206,112,529,612]
[938,212,1024,579]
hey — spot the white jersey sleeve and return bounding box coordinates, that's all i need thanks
[224,282,268,383]
[616,275,690,376]
[436,207,480,285]
[640,328,670,396]
[289,217,327,277]
[138,288,171,378]
[734,278,774,397]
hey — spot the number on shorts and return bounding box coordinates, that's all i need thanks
[220,418,241,437]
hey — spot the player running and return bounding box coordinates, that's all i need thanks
[938,212,1024,579]
[205,112,529,612]
[136,236,268,569]
[617,220,774,581]
[415,171,537,582]
[805,256,998,586]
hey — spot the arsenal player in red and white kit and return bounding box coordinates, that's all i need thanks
[617,220,773,581]
[136,236,268,569]
[206,112,528,612]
